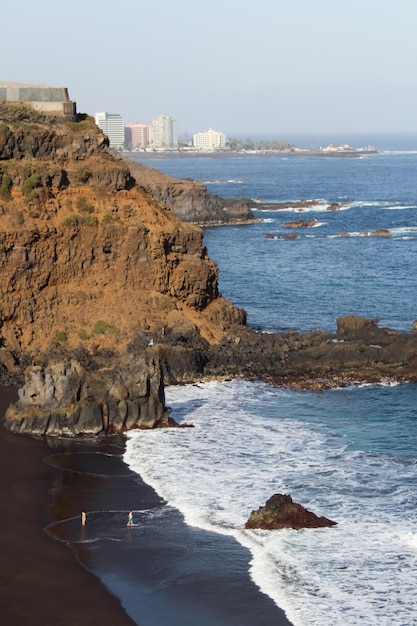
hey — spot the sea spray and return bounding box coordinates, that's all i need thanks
[125,380,417,625]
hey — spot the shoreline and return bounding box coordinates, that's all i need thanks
[0,385,293,626]
[124,148,378,159]
[0,386,136,626]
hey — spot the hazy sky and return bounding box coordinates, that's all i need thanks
[2,0,417,137]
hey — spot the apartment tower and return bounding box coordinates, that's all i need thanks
[150,114,178,151]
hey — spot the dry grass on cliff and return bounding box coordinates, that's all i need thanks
[0,99,51,125]
[0,103,239,361]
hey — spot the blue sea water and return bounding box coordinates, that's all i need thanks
[126,145,417,625]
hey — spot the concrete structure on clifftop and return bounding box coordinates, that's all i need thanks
[0,81,76,118]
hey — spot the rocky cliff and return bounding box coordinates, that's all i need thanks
[0,102,245,434]
[127,159,256,225]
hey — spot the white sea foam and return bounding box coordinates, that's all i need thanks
[390,226,417,236]
[199,179,246,184]
[124,380,417,626]
[277,204,333,214]
[382,204,417,210]
[327,228,417,239]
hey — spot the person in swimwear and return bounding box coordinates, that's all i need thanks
[81,511,87,526]
[127,510,134,526]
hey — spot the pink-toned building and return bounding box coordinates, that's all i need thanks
[125,122,150,150]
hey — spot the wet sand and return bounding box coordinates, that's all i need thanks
[0,385,293,626]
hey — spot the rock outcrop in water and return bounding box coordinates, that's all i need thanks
[245,494,337,530]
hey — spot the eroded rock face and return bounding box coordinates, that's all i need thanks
[3,356,169,436]
[245,494,337,530]
[0,106,244,363]
[127,160,256,225]
[0,105,250,435]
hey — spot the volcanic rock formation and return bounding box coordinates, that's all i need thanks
[245,494,337,530]
[0,102,244,433]
[127,159,256,226]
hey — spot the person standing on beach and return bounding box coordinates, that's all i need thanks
[81,511,87,526]
[127,511,134,526]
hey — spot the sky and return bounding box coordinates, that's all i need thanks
[2,0,417,140]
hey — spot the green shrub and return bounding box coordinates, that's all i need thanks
[0,172,12,202]
[21,173,40,197]
[23,189,38,204]
[78,329,89,340]
[65,116,96,132]
[76,196,94,213]
[102,213,113,223]
[61,214,78,226]
[92,320,118,335]
[79,212,98,226]
[56,331,68,342]
[15,121,30,131]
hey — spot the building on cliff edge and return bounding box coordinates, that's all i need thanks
[0,81,76,118]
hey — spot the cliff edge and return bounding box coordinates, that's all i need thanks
[0,101,244,434]
[127,159,256,226]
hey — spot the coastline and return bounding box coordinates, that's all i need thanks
[0,386,136,626]
[124,148,378,159]
[0,385,293,626]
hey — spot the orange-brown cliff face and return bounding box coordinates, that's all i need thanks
[0,102,247,435]
[0,103,245,381]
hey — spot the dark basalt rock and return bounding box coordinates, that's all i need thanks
[3,357,169,436]
[127,159,256,225]
[284,219,318,229]
[245,493,337,530]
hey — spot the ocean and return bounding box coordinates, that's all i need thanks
[124,142,417,625]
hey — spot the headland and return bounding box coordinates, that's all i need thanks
[0,99,416,437]
[0,98,415,626]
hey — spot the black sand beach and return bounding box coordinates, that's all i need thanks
[0,386,136,626]
[0,385,293,626]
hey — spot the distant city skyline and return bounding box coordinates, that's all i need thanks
[2,1,417,140]
[93,106,417,152]
[95,110,229,151]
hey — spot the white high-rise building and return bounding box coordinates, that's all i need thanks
[193,128,226,151]
[95,112,125,149]
[150,114,178,151]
